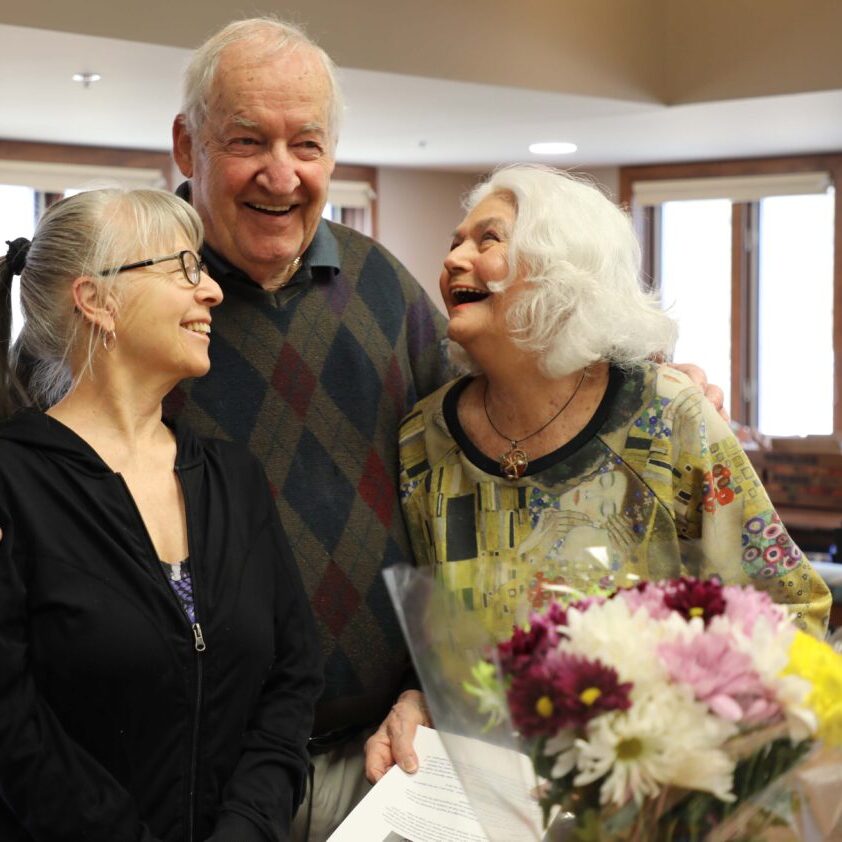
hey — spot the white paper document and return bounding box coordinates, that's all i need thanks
[327,725,547,842]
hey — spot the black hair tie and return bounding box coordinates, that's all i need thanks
[5,238,31,276]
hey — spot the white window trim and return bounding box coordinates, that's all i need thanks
[633,171,831,206]
[327,179,376,209]
[0,159,166,193]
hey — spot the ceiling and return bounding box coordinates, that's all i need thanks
[1,3,841,172]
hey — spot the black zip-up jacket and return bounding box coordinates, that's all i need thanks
[0,410,323,842]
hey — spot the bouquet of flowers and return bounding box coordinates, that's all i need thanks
[463,576,842,840]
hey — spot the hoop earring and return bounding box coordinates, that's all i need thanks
[102,329,117,352]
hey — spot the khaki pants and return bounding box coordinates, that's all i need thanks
[290,729,374,842]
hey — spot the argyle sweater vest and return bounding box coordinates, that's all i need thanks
[165,220,449,733]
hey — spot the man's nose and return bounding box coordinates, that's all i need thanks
[255,147,301,195]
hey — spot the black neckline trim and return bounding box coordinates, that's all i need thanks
[442,366,626,478]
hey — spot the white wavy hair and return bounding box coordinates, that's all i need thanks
[451,165,677,377]
[180,16,344,149]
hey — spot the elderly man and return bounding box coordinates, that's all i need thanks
[168,16,726,841]
[168,17,442,841]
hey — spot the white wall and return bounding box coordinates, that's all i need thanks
[376,167,479,312]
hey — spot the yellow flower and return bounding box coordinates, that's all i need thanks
[784,631,842,746]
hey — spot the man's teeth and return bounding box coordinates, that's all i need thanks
[249,202,293,213]
[183,322,211,335]
[452,287,490,304]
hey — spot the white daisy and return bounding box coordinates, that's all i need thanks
[561,597,693,695]
[544,730,577,779]
[574,685,736,808]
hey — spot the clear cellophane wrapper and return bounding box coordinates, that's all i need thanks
[384,554,842,842]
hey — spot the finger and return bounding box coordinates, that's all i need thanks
[703,383,725,415]
[671,362,706,389]
[387,713,421,773]
[364,731,395,783]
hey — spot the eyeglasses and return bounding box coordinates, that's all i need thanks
[100,250,205,286]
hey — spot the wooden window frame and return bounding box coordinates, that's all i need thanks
[620,153,842,433]
[0,139,174,186]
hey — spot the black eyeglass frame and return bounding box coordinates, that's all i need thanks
[100,250,204,286]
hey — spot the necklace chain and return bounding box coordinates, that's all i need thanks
[482,371,586,479]
[269,256,302,292]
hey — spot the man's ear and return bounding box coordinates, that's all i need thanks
[72,277,116,333]
[172,115,194,178]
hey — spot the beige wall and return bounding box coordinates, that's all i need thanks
[376,167,479,312]
[578,166,620,202]
[7,0,841,105]
[662,0,842,102]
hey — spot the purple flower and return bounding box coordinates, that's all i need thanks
[496,599,602,675]
[507,652,632,738]
[663,577,726,625]
[496,621,554,676]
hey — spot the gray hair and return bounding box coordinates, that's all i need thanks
[180,16,344,149]
[4,188,202,409]
[451,164,677,377]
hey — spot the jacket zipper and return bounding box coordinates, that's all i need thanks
[115,471,206,842]
[187,621,206,842]
[175,466,205,842]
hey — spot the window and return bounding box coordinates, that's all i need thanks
[323,165,378,237]
[322,180,376,236]
[621,155,842,436]
[0,185,38,342]
[0,142,171,344]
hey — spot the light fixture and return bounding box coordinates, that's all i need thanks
[529,141,577,155]
[72,72,102,88]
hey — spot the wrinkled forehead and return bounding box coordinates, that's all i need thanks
[462,192,517,229]
[208,42,332,116]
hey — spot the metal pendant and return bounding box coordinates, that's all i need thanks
[500,444,528,480]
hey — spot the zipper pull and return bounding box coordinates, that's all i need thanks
[192,622,207,653]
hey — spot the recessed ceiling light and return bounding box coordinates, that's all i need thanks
[72,72,102,88]
[529,141,578,155]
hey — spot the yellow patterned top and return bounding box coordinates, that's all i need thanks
[398,364,831,641]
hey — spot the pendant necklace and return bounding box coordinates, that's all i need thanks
[483,371,586,480]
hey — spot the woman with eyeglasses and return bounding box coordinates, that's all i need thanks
[0,188,322,842]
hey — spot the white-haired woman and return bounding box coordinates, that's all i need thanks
[0,189,321,841]
[363,166,832,784]
[398,166,830,640]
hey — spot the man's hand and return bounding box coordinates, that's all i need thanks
[670,363,728,422]
[364,690,431,783]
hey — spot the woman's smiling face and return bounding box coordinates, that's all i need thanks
[439,192,526,354]
[112,235,223,385]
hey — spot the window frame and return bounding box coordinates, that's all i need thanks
[331,163,378,238]
[620,153,842,433]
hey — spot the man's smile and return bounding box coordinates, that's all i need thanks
[245,201,297,216]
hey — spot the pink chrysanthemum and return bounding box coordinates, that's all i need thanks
[615,581,673,620]
[722,585,788,635]
[507,652,633,738]
[658,633,780,724]
[663,577,726,625]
